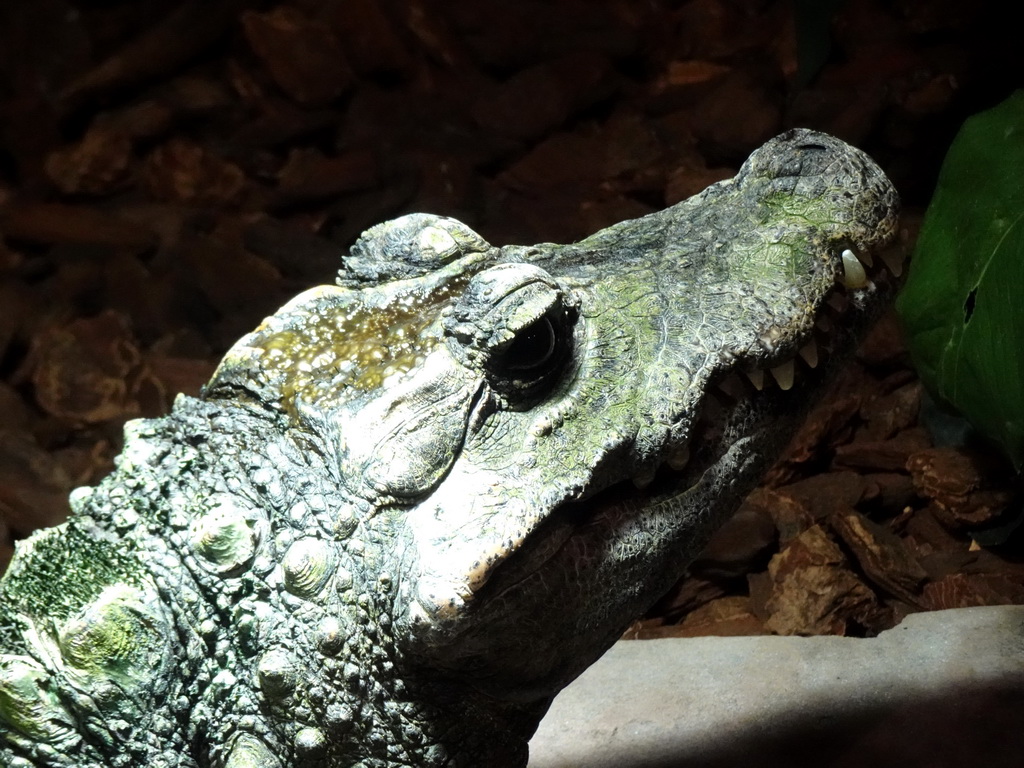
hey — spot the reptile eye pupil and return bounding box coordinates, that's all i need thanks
[504,315,557,372]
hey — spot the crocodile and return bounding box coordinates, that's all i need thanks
[0,129,899,768]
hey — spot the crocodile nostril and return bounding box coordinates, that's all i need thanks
[796,142,829,152]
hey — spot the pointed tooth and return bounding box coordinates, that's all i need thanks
[880,248,904,277]
[841,249,868,289]
[815,315,832,333]
[744,368,765,390]
[770,360,795,391]
[667,446,691,471]
[855,249,873,267]
[798,339,819,368]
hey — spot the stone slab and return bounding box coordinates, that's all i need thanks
[529,607,1024,768]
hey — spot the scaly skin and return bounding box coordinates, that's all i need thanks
[0,129,899,768]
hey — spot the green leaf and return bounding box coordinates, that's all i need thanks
[897,90,1024,470]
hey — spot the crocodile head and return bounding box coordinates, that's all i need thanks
[209,129,900,700]
[0,129,899,768]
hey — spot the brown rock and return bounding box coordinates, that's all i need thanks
[51,438,116,489]
[907,445,982,499]
[179,232,284,346]
[763,524,878,636]
[578,197,655,237]
[662,59,732,88]
[242,6,354,106]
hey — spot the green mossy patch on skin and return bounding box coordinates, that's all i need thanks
[0,521,142,627]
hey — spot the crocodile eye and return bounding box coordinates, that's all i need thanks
[488,306,573,401]
[444,263,580,403]
[500,315,557,373]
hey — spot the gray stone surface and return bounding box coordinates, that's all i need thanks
[530,607,1024,768]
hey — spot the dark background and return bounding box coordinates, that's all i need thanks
[1,0,1022,632]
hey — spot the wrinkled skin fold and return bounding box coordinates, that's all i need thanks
[0,129,899,768]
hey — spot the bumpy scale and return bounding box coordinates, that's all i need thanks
[0,130,899,768]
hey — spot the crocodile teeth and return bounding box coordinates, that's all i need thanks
[798,339,818,368]
[744,368,765,390]
[880,248,904,277]
[667,446,690,471]
[770,360,795,390]
[840,249,868,289]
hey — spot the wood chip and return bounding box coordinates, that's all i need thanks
[0,202,157,250]
[472,52,616,141]
[668,596,765,638]
[762,393,862,485]
[242,6,354,106]
[275,148,379,205]
[59,0,245,106]
[832,426,932,472]
[907,446,1016,530]
[775,471,871,521]
[763,524,879,636]
[830,507,928,603]
[645,575,726,623]
[0,431,73,534]
[28,310,150,424]
[859,380,922,440]
[45,127,133,196]
[143,139,247,206]
[690,504,777,579]
[320,0,413,76]
[920,572,1024,611]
